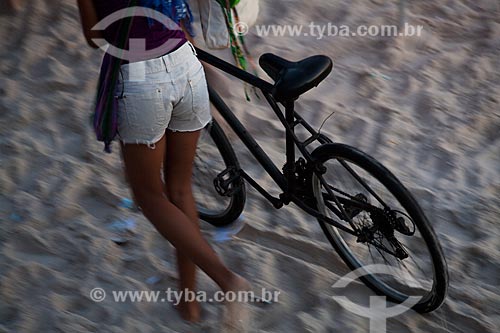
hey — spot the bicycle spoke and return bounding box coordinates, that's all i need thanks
[400,242,430,280]
[313,151,442,307]
[316,172,358,231]
[338,159,390,209]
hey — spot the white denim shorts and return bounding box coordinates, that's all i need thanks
[114,41,212,148]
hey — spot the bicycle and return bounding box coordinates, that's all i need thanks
[192,47,448,313]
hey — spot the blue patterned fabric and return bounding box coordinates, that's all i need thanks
[140,0,194,36]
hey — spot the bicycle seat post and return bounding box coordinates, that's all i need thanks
[283,99,296,200]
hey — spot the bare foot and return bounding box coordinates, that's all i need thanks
[175,300,201,323]
[221,275,252,332]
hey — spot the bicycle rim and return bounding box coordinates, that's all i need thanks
[312,149,444,308]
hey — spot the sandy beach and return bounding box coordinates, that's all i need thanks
[1,0,499,332]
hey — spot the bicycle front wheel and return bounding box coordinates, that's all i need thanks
[311,143,448,313]
[192,119,246,227]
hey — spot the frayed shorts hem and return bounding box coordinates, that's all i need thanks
[167,117,212,133]
[118,132,165,150]
[118,117,212,149]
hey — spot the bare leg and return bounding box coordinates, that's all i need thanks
[163,130,202,322]
[163,130,253,330]
[120,134,249,322]
[122,134,233,289]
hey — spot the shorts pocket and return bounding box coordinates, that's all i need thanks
[121,88,168,129]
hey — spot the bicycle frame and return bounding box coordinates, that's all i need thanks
[196,47,358,236]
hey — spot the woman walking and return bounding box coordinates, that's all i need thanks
[77,0,250,328]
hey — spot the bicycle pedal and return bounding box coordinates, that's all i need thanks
[214,167,241,197]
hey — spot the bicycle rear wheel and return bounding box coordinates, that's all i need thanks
[311,143,448,313]
[192,120,246,227]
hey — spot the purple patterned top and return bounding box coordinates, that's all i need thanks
[93,0,187,63]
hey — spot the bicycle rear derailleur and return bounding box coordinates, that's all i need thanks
[356,208,411,260]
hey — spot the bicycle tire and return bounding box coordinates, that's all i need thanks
[311,143,448,313]
[192,119,246,227]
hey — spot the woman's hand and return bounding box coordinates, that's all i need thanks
[77,0,103,48]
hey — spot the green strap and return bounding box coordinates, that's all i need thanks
[219,1,259,101]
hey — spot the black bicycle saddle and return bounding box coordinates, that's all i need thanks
[259,53,333,102]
